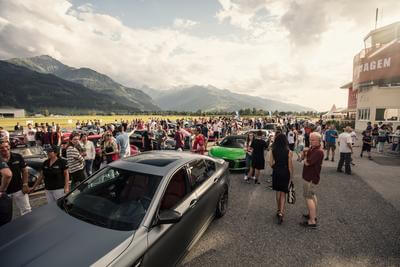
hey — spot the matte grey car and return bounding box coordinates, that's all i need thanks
[0,151,230,267]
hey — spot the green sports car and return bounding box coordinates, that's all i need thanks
[208,135,248,170]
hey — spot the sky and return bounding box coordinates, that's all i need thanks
[0,0,399,111]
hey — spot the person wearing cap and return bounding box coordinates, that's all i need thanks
[30,145,69,202]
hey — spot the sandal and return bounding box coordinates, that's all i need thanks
[277,212,283,224]
[299,221,317,229]
[302,214,318,221]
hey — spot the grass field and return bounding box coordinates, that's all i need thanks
[0,115,206,131]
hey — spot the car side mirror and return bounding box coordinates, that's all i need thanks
[157,209,182,225]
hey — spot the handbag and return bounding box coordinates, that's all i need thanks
[287,182,296,204]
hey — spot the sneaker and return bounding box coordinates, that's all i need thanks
[360,153,363,158]
[368,157,372,160]
[324,158,329,161]
[254,178,260,184]
[331,159,334,162]
[337,169,343,173]
[244,175,248,181]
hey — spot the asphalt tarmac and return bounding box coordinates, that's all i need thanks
[18,145,400,266]
[181,155,400,266]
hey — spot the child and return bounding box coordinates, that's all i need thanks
[361,130,372,160]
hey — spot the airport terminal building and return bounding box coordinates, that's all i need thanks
[342,22,400,131]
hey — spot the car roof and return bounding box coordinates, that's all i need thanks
[109,151,210,177]
[224,135,246,139]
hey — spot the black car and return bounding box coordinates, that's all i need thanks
[0,151,229,266]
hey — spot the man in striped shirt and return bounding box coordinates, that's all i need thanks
[66,133,86,189]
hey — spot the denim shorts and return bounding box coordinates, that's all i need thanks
[245,153,252,168]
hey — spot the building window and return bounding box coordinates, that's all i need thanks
[375,108,400,121]
[357,108,370,121]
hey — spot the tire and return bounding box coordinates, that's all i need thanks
[215,188,228,218]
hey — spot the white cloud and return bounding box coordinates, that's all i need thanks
[0,0,399,111]
[173,18,198,29]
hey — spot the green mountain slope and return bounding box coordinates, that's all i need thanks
[0,61,141,114]
[7,55,159,111]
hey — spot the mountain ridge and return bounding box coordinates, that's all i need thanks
[0,61,141,114]
[7,55,160,111]
[141,85,315,112]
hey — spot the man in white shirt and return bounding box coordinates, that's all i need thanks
[81,133,96,176]
[287,127,296,151]
[23,123,37,146]
[337,126,353,175]
[116,126,130,158]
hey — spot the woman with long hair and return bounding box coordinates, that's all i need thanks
[102,133,119,163]
[244,132,255,182]
[269,133,294,224]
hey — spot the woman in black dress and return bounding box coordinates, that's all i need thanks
[268,133,293,224]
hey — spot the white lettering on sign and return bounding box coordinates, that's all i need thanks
[356,57,392,77]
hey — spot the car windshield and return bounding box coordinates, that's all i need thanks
[60,167,162,231]
[220,137,245,148]
[11,146,47,158]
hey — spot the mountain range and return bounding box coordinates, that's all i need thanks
[0,61,141,114]
[6,55,159,112]
[141,85,314,112]
[1,55,314,114]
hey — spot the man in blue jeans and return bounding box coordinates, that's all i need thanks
[337,127,353,175]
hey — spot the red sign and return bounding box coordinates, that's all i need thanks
[353,40,400,89]
[347,88,357,109]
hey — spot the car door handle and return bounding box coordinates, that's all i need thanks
[213,177,219,183]
[189,199,198,208]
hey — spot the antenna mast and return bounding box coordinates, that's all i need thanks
[375,8,378,29]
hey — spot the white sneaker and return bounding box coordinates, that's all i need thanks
[252,176,256,180]
[244,175,248,181]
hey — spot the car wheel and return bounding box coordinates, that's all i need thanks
[215,188,228,218]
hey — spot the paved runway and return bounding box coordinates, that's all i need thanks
[182,155,400,266]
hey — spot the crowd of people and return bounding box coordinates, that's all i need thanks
[0,116,399,229]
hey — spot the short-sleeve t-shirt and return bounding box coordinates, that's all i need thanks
[6,153,27,194]
[250,139,268,161]
[0,160,8,169]
[24,128,37,142]
[338,132,352,153]
[325,129,338,143]
[42,158,69,190]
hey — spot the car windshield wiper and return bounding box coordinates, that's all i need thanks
[70,211,109,228]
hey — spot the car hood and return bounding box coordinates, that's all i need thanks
[209,146,245,160]
[0,203,134,267]
[25,157,46,169]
